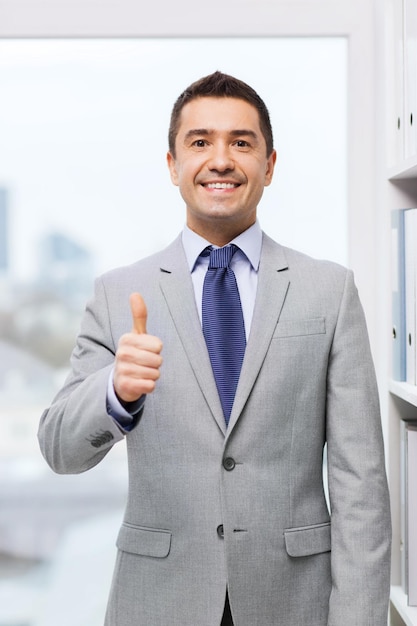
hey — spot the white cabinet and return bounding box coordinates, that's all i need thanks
[388,0,417,172]
[404,0,417,159]
[387,0,406,166]
[384,2,417,624]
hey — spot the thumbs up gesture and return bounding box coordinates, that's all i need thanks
[113,293,163,403]
[130,292,148,335]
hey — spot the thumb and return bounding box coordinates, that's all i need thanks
[130,292,147,334]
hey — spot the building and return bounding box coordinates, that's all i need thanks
[37,231,94,309]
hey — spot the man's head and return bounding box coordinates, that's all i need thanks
[166,72,276,246]
[168,71,274,159]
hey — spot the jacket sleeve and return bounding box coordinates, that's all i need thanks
[38,276,131,474]
[325,269,391,625]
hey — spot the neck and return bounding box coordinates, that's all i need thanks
[187,218,255,247]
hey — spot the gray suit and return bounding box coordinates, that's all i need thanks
[38,233,391,625]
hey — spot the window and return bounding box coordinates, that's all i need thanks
[0,37,346,625]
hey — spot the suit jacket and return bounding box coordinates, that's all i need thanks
[38,233,391,626]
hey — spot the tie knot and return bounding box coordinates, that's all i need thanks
[207,245,236,269]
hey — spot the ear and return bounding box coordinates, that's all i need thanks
[264,149,277,187]
[167,151,179,186]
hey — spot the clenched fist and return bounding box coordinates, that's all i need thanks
[113,293,163,403]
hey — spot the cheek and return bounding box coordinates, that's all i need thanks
[179,164,200,187]
[246,169,267,191]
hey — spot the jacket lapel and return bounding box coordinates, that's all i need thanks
[158,236,226,434]
[227,234,290,433]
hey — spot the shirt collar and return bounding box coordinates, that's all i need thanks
[182,221,262,272]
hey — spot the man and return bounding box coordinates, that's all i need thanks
[38,71,391,625]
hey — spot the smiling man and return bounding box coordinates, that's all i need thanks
[38,71,391,626]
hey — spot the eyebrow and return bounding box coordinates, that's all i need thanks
[183,128,259,142]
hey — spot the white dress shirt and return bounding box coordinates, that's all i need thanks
[182,220,261,341]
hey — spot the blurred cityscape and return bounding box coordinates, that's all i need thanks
[0,187,128,625]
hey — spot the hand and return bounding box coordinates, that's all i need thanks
[113,293,163,403]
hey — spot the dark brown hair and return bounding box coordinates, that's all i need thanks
[168,71,274,158]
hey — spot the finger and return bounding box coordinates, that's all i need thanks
[130,292,147,334]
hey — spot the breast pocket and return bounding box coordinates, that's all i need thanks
[273,317,326,338]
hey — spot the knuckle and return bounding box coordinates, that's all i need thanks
[144,380,156,393]
[118,333,131,346]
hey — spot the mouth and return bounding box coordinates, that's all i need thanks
[203,182,240,189]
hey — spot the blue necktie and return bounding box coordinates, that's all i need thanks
[202,245,246,424]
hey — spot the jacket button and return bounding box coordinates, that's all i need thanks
[223,457,236,471]
[217,524,224,538]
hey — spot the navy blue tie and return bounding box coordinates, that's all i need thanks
[202,245,246,424]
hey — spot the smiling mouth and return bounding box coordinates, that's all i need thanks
[204,182,240,189]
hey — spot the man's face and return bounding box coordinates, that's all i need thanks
[167,97,276,242]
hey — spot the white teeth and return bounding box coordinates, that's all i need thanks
[206,182,237,189]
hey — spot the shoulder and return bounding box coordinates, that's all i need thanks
[98,234,185,287]
[262,231,350,281]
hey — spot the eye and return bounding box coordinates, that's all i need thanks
[235,140,250,148]
[192,139,207,148]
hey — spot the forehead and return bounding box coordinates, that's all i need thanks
[177,97,262,135]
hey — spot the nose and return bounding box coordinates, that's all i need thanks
[207,142,234,172]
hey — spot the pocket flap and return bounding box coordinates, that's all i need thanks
[284,522,331,557]
[274,317,326,338]
[116,523,172,558]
